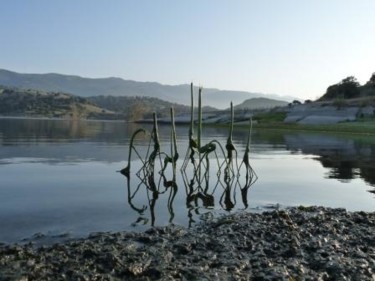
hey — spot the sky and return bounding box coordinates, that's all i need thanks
[0,0,374,100]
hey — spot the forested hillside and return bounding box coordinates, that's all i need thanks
[88,95,217,120]
[0,86,117,119]
[0,86,216,120]
[319,73,375,101]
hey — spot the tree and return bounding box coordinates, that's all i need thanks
[128,101,145,121]
[341,76,359,85]
[366,72,375,87]
[321,76,360,100]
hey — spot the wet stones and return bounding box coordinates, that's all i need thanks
[0,206,374,280]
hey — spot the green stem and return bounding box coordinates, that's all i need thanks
[226,102,235,161]
[229,101,234,144]
[148,112,160,167]
[198,87,203,182]
[198,87,202,149]
[121,128,146,177]
[190,82,194,139]
[170,107,178,178]
[245,118,252,153]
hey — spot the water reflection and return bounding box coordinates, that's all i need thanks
[0,117,150,147]
[1,119,375,189]
[0,118,185,164]
[124,166,257,228]
[283,133,375,187]
[1,118,375,188]
[122,130,374,226]
[0,118,374,243]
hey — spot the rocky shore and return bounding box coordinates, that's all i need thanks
[0,206,374,280]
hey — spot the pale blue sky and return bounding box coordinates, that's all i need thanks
[1,0,374,99]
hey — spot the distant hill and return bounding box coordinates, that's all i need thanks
[234,97,288,110]
[0,69,294,109]
[0,85,217,120]
[0,85,117,119]
[88,95,216,120]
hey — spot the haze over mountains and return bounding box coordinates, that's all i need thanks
[0,69,294,109]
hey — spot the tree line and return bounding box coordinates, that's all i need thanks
[320,73,375,101]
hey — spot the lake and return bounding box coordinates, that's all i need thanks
[0,118,374,244]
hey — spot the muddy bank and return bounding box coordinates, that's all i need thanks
[0,206,374,280]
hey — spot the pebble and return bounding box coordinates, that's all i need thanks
[0,206,374,280]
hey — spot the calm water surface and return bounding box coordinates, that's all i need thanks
[0,118,374,244]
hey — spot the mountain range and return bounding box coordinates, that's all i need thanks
[0,69,294,109]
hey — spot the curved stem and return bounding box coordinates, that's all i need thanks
[121,128,146,177]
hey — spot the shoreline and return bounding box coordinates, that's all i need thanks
[2,115,375,136]
[1,206,374,280]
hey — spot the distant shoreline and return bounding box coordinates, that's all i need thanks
[2,115,375,136]
[0,115,129,123]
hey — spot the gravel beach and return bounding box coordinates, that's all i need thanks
[0,206,374,280]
